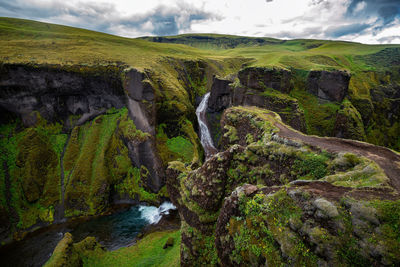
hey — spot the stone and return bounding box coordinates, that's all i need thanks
[313,198,339,218]
[244,185,258,196]
[350,202,379,225]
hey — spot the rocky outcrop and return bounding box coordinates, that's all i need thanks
[232,86,306,132]
[307,70,350,102]
[168,106,398,266]
[207,76,232,113]
[123,69,163,192]
[0,64,125,127]
[206,69,306,147]
[238,67,292,93]
[44,232,104,267]
[216,185,400,266]
[333,100,366,141]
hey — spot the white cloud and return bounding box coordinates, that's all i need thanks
[0,0,399,43]
[354,1,366,13]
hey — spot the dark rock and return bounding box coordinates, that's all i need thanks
[238,67,292,93]
[163,237,174,249]
[207,76,232,113]
[123,69,164,193]
[333,100,366,141]
[307,70,350,102]
[124,68,155,102]
[0,64,125,127]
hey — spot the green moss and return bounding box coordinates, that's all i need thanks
[63,107,161,216]
[370,200,400,262]
[114,167,162,204]
[156,120,201,166]
[292,153,329,179]
[119,109,150,142]
[324,154,389,188]
[166,136,194,163]
[223,125,239,143]
[0,115,68,231]
[181,221,218,265]
[335,99,366,141]
[44,232,81,267]
[291,89,340,136]
[231,190,317,266]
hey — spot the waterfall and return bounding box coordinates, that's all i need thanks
[196,92,217,159]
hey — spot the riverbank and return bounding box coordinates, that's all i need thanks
[0,202,179,267]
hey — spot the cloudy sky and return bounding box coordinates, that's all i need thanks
[1,0,400,44]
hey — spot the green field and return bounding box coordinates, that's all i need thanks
[84,230,180,267]
[1,17,399,72]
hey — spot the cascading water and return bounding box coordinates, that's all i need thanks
[0,202,177,267]
[138,201,177,225]
[196,92,217,159]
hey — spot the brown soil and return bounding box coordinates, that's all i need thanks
[274,121,400,195]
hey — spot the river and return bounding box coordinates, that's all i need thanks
[0,92,215,267]
[0,202,176,267]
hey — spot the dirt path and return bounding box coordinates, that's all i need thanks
[274,121,400,193]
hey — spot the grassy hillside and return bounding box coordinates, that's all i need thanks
[1,16,400,154]
[140,33,283,49]
[1,17,400,149]
[1,17,399,71]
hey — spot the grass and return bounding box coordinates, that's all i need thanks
[1,17,400,73]
[83,230,181,267]
[1,17,400,147]
[290,89,340,136]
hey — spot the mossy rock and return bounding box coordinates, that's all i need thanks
[333,99,366,141]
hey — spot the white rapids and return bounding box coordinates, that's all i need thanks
[196,92,217,159]
[138,201,177,225]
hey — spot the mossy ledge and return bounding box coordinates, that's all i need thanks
[167,106,400,266]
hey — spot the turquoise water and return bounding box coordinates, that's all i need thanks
[0,202,176,267]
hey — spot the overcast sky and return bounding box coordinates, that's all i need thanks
[1,0,400,44]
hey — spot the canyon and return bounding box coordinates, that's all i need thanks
[0,17,400,266]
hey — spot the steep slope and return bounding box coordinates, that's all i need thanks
[167,106,400,266]
[144,34,400,151]
[0,18,247,242]
[1,17,400,253]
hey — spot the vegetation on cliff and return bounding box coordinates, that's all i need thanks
[167,106,400,266]
[1,17,400,266]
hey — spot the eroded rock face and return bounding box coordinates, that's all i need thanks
[333,100,366,141]
[0,64,169,243]
[307,70,350,102]
[238,67,292,93]
[207,76,232,113]
[206,68,306,145]
[123,69,164,192]
[0,64,125,127]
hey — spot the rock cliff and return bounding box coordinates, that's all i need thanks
[167,106,400,266]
